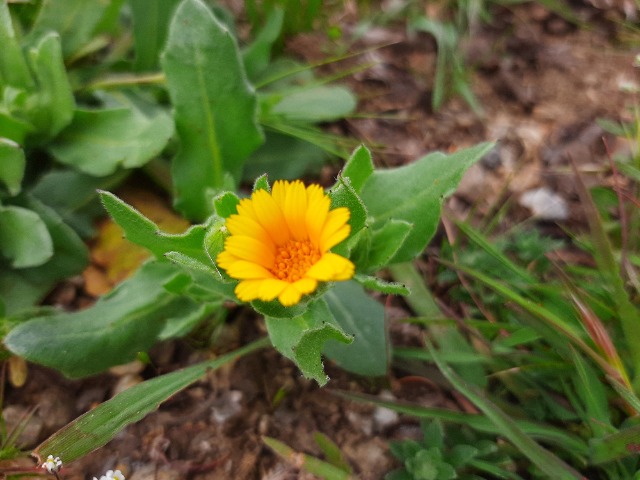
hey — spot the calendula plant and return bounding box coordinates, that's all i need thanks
[1,0,495,471]
[23,139,491,471]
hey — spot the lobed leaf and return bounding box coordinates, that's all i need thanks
[360,143,494,264]
[266,298,352,386]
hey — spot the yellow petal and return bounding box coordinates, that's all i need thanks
[279,284,303,306]
[319,207,350,251]
[224,260,273,279]
[251,189,291,245]
[283,180,308,241]
[293,277,317,295]
[226,214,274,250]
[258,278,288,301]
[235,279,264,302]
[305,184,330,248]
[306,252,354,281]
[271,180,288,210]
[216,250,239,270]
[224,235,274,268]
[236,198,260,222]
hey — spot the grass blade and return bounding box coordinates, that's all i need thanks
[263,436,354,479]
[425,338,585,479]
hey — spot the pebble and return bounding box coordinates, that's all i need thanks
[211,390,243,424]
[520,187,569,220]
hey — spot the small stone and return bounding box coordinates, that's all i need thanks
[109,361,145,377]
[520,187,569,221]
[211,390,243,424]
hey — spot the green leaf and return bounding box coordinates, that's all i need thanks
[34,337,268,463]
[0,109,35,145]
[4,262,194,377]
[49,107,173,176]
[252,173,271,192]
[161,0,263,220]
[213,191,240,218]
[353,274,410,296]
[99,190,210,265]
[360,143,494,264]
[0,138,25,196]
[0,1,34,88]
[0,205,53,268]
[164,251,218,276]
[268,85,357,123]
[130,0,181,71]
[264,437,354,480]
[447,444,478,468]
[252,297,308,319]
[26,32,75,142]
[26,0,111,59]
[323,280,388,377]
[0,195,88,314]
[341,145,374,193]
[314,432,353,474]
[266,298,352,386]
[242,8,284,80]
[367,220,413,271]
[329,175,368,241]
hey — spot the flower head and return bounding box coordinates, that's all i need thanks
[216,180,355,306]
[93,469,125,480]
[42,455,62,474]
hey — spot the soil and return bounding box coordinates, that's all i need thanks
[3,3,639,479]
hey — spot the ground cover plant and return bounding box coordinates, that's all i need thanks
[0,0,639,478]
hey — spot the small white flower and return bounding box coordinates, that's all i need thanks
[93,469,125,480]
[41,454,62,473]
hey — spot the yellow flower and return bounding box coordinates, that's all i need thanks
[216,180,355,306]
